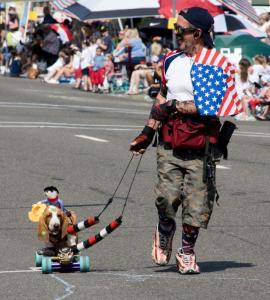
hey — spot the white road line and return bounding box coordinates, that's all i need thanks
[216,165,231,170]
[0,269,39,274]
[237,131,268,135]
[0,122,141,127]
[234,133,270,138]
[76,135,109,142]
[0,102,148,115]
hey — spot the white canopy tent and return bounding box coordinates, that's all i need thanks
[62,0,160,21]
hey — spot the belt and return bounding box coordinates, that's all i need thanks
[159,142,205,155]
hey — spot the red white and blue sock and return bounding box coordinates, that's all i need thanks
[182,224,200,255]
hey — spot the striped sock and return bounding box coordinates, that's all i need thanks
[182,224,200,254]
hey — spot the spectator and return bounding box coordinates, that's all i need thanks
[113,30,129,59]
[0,10,5,42]
[97,25,113,55]
[44,49,68,82]
[257,100,270,120]
[42,6,57,24]
[80,40,93,91]
[89,47,105,92]
[41,25,60,67]
[248,55,269,85]
[89,37,98,62]
[103,53,114,92]
[7,6,19,32]
[145,58,163,99]
[235,58,253,120]
[9,49,21,77]
[125,55,157,95]
[117,29,146,65]
[71,44,82,89]
[258,12,270,33]
[81,25,91,41]
[150,36,162,58]
[44,49,74,84]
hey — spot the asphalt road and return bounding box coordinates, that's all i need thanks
[0,77,269,300]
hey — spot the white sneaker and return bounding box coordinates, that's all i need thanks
[47,79,59,84]
[152,221,176,265]
[175,248,200,275]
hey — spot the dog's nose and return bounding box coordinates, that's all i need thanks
[53,223,60,229]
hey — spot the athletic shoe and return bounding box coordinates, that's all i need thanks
[175,248,200,274]
[46,79,59,84]
[152,220,176,265]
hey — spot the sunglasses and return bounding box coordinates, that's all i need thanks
[174,24,197,36]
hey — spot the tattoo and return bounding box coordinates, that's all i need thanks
[175,101,197,115]
[147,118,160,130]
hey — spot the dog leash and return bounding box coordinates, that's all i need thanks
[68,154,143,253]
[97,153,137,219]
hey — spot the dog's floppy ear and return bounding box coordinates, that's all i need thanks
[61,212,69,239]
[38,209,49,242]
[69,211,77,225]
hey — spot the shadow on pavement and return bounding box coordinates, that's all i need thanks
[199,261,256,273]
[148,261,255,273]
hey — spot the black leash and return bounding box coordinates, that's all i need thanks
[120,155,142,217]
[97,154,142,219]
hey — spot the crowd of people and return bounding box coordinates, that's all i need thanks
[0,5,269,120]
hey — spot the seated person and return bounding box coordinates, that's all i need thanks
[44,49,73,84]
[126,56,159,95]
[145,57,162,99]
[115,29,146,65]
[9,49,22,77]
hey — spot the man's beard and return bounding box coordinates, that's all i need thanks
[177,38,194,55]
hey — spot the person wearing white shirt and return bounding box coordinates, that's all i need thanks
[80,41,93,91]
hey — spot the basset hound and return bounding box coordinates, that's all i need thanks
[38,205,78,254]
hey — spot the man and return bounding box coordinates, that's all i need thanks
[97,25,113,55]
[41,25,60,67]
[130,7,240,275]
[42,6,57,25]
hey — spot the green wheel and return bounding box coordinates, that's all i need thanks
[35,252,43,267]
[42,257,52,274]
[79,256,90,272]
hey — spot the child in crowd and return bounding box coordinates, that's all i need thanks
[103,53,114,92]
[89,47,105,92]
[71,44,82,89]
[80,40,93,91]
[9,49,21,77]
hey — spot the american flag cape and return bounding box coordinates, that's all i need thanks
[191,48,243,117]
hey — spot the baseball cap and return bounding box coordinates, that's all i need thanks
[179,7,214,48]
[100,25,108,33]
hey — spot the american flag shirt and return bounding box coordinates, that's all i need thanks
[162,48,242,117]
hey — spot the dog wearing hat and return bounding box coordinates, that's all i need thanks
[28,187,77,256]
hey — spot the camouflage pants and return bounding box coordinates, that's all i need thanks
[155,144,217,229]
